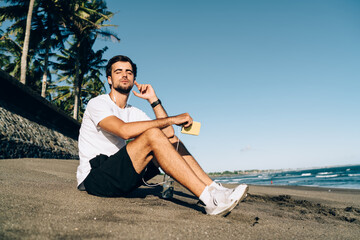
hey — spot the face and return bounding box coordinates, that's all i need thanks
[108,61,135,94]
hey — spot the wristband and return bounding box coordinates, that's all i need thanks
[151,99,161,108]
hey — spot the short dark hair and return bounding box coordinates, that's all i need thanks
[106,55,137,78]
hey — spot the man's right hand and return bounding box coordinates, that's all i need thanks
[172,113,193,128]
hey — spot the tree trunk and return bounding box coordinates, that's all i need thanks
[41,35,51,98]
[20,0,35,84]
[73,56,80,120]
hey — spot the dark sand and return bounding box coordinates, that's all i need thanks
[1,158,359,239]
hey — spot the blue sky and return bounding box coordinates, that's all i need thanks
[1,1,358,172]
[93,0,360,172]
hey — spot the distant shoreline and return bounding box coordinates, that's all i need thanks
[211,164,360,190]
[208,163,360,177]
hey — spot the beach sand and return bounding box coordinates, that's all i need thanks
[1,158,359,239]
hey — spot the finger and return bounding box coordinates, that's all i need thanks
[183,122,192,128]
[139,86,145,94]
[185,117,193,128]
[132,90,141,98]
[189,118,193,126]
[136,84,143,92]
[140,85,148,94]
[135,81,142,91]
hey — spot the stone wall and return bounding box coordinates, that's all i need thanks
[0,70,80,159]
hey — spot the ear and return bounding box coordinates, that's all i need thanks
[107,76,112,85]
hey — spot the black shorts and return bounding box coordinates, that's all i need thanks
[83,145,160,197]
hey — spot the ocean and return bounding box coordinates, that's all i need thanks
[214,164,360,190]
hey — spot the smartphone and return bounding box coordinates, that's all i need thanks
[181,121,201,136]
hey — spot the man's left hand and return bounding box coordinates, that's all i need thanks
[132,81,158,103]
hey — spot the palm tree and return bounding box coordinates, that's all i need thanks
[1,0,67,94]
[1,0,119,119]
[37,0,67,98]
[80,46,108,106]
[1,0,45,89]
[0,30,11,67]
[20,0,35,84]
[62,0,120,120]
[0,29,22,77]
[49,42,108,120]
[0,0,30,79]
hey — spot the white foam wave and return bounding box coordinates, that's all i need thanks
[348,174,360,177]
[216,180,228,183]
[316,174,338,178]
[318,172,332,175]
[301,173,311,176]
[231,178,243,181]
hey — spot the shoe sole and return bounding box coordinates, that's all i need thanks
[218,198,239,217]
[238,185,249,202]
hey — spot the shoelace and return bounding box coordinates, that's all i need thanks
[213,196,218,206]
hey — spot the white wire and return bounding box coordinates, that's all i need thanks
[175,126,180,152]
[142,178,166,187]
[127,92,132,107]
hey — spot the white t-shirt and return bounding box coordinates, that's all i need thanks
[76,94,151,186]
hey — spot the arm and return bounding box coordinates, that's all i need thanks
[132,81,175,138]
[150,101,174,137]
[98,113,192,140]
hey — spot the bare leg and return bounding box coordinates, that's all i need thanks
[126,128,206,197]
[169,136,213,186]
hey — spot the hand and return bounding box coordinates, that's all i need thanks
[132,81,157,103]
[173,113,193,128]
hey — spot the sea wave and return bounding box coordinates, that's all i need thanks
[288,181,299,184]
[301,173,311,176]
[348,174,360,177]
[231,178,243,181]
[316,174,338,178]
[213,164,360,189]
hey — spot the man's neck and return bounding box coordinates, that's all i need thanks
[109,90,129,109]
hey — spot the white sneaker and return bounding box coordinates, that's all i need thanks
[209,182,249,203]
[209,182,232,196]
[205,189,239,216]
[209,181,228,191]
[229,184,249,203]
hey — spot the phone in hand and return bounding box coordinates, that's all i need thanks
[181,121,201,136]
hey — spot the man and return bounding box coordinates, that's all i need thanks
[77,55,248,216]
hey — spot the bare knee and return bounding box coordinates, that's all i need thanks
[138,128,178,154]
[141,128,167,145]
